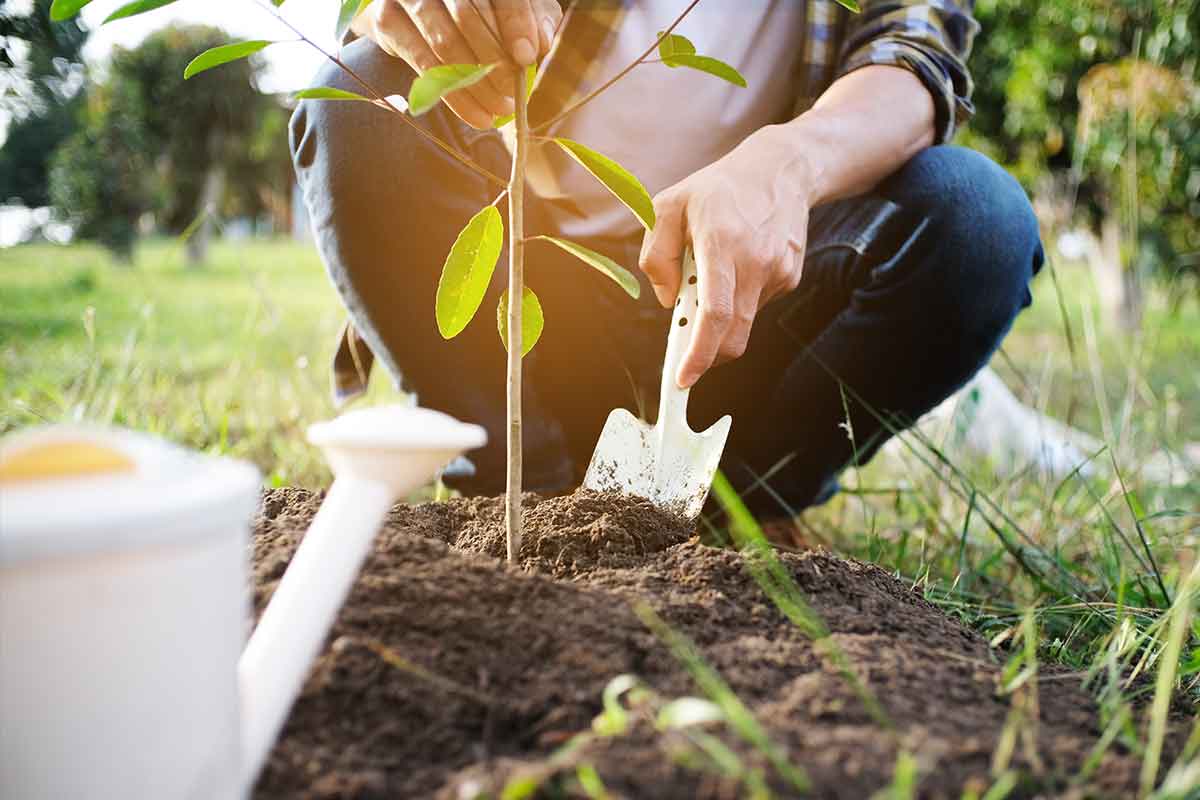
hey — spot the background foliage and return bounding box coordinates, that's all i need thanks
[0,0,88,208]
[967,0,1198,301]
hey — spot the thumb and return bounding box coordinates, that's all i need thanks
[639,193,686,308]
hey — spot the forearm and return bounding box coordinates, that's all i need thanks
[760,65,936,207]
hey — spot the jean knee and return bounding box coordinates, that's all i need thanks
[888,146,1043,345]
[289,39,416,176]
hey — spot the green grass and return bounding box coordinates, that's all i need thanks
[3,237,1198,794]
[1,237,394,486]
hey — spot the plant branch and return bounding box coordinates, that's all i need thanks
[256,0,507,188]
[505,68,529,562]
[531,0,702,133]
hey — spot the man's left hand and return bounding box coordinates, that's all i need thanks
[639,126,818,389]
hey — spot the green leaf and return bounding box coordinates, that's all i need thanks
[575,764,608,799]
[657,32,695,61]
[292,87,371,101]
[496,286,544,357]
[834,0,861,11]
[492,63,536,128]
[662,54,747,88]
[553,138,655,231]
[500,775,541,800]
[531,236,639,299]
[335,0,372,43]
[49,0,92,21]
[184,41,273,80]
[408,63,495,116]
[436,205,503,339]
[103,0,177,23]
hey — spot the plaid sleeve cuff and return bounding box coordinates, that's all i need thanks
[836,0,979,144]
[838,38,973,144]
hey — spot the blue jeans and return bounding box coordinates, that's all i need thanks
[290,40,1044,515]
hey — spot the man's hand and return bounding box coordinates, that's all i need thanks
[638,65,937,390]
[639,126,816,390]
[356,0,562,129]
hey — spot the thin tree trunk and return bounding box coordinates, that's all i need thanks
[186,161,225,267]
[1092,214,1124,325]
[505,70,529,562]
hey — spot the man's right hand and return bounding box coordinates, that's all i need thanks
[354,0,562,129]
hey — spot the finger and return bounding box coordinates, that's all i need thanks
[531,0,563,55]
[399,0,511,118]
[769,233,806,303]
[446,0,516,106]
[717,276,759,366]
[494,0,539,66]
[374,5,495,128]
[638,193,685,308]
[677,233,735,389]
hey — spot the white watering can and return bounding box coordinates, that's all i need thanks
[0,405,486,799]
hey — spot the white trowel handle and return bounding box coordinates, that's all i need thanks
[657,249,700,433]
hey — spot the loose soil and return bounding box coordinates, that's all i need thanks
[251,488,1183,799]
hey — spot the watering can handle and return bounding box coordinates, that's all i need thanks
[657,249,700,435]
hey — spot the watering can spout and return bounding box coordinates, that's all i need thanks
[236,405,485,792]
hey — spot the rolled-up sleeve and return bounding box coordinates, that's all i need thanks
[837,0,980,143]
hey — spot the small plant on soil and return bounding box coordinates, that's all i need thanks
[49,0,831,562]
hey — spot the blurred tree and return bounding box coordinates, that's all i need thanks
[48,106,151,260]
[225,103,295,233]
[967,0,1198,323]
[0,0,88,207]
[48,24,288,263]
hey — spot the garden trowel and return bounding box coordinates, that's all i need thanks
[583,249,731,519]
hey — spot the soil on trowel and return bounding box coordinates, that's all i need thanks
[251,488,1186,800]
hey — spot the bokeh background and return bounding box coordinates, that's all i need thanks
[2,0,1196,481]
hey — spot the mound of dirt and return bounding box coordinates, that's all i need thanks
[250,489,1179,799]
[378,488,696,576]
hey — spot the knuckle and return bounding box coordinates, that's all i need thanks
[704,301,733,326]
[652,192,680,219]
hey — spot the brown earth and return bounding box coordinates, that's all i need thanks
[250,488,1180,799]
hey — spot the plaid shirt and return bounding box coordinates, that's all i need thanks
[530,0,979,143]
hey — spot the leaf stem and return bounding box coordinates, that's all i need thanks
[505,68,529,562]
[531,0,702,133]
[254,0,507,188]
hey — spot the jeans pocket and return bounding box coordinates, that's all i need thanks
[775,197,930,344]
[774,244,856,345]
